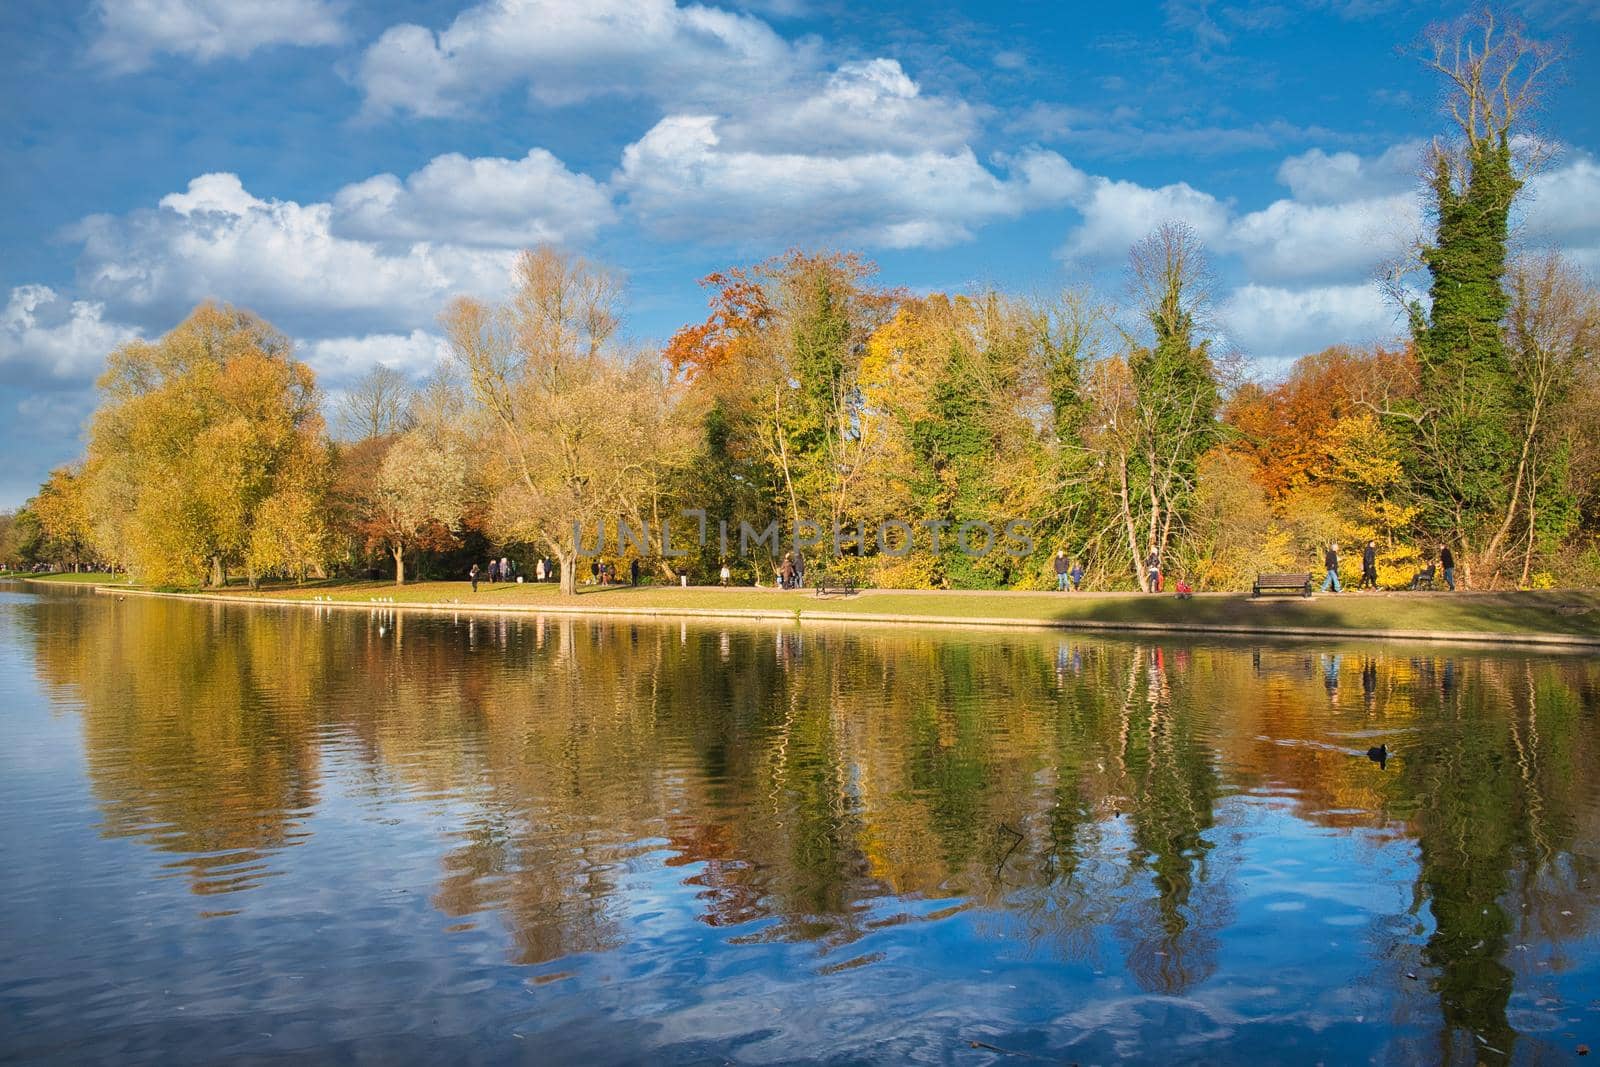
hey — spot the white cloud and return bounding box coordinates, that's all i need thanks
[1219,283,1408,362]
[159,172,266,216]
[89,0,345,74]
[302,330,452,386]
[1055,142,1425,285]
[1521,155,1600,258]
[1227,193,1421,282]
[720,59,979,155]
[1,286,139,387]
[357,0,800,119]
[1058,176,1230,263]
[615,115,1081,248]
[70,174,516,336]
[351,4,1058,253]
[331,149,615,248]
[1275,141,1424,203]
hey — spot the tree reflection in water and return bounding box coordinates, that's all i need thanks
[27,592,1600,1058]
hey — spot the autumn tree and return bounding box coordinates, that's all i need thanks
[445,246,691,595]
[666,251,898,580]
[1115,223,1224,589]
[29,466,95,571]
[363,427,471,585]
[85,303,333,587]
[855,292,1046,587]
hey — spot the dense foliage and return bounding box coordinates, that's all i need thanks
[7,12,1596,592]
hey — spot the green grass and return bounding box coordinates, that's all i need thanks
[153,577,1600,638]
[13,571,124,584]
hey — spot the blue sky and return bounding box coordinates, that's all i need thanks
[2,0,1598,507]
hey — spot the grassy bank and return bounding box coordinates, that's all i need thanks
[8,571,123,584]
[100,577,1600,644]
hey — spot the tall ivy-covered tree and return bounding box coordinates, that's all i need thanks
[1403,9,1559,586]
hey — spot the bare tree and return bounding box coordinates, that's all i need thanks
[1485,252,1598,585]
[1126,222,1215,344]
[338,365,415,441]
[1421,7,1561,166]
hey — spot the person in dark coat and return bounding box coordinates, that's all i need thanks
[779,554,795,589]
[630,558,640,587]
[1320,542,1341,593]
[469,563,480,592]
[1439,544,1456,591]
[1360,540,1378,590]
[1054,550,1071,591]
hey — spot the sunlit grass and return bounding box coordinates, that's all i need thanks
[153,577,1600,638]
[13,571,124,584]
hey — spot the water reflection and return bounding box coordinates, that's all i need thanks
[7,585,1600,1063]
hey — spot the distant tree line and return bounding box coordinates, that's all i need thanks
[5,10,1596,591]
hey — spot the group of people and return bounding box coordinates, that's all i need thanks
[468,556,515,591]
[589,558,642,586]
[1055,550,1173,593]
[468,555,564,591]
[1321,541,1456,593]
[1050,540,1462,596]
[778,553,805,590]
[464,542,1463,595]
[1053,551,1087,591]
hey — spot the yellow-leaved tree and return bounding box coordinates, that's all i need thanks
[29,466,95,570]
[86,303,332,586]
[443,247,692,595]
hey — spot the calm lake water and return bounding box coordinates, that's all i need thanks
[2,582,1598,1065]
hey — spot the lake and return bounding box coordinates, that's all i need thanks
[2,581,1597,1064]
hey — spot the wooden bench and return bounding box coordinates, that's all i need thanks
[1253,572,1312,598]
[813,571,859,597]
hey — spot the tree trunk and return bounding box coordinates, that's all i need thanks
[1519,456,1537,588]
[392,544,406,585]
[1116,455,1148,591]
[559,551,577,596]
[209,554,225,588]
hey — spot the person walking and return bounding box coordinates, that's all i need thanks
[1360,540,1378,590]
[1070,559,1085,592]
[469,562,480,593]
[1439,544,1456,591]
[1145,549,1161,593]
[779,554,795,590]
[720,562,731,585]
[1321,542,1342,593]
[1054,550,1071,591]
[630,558,640,587]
